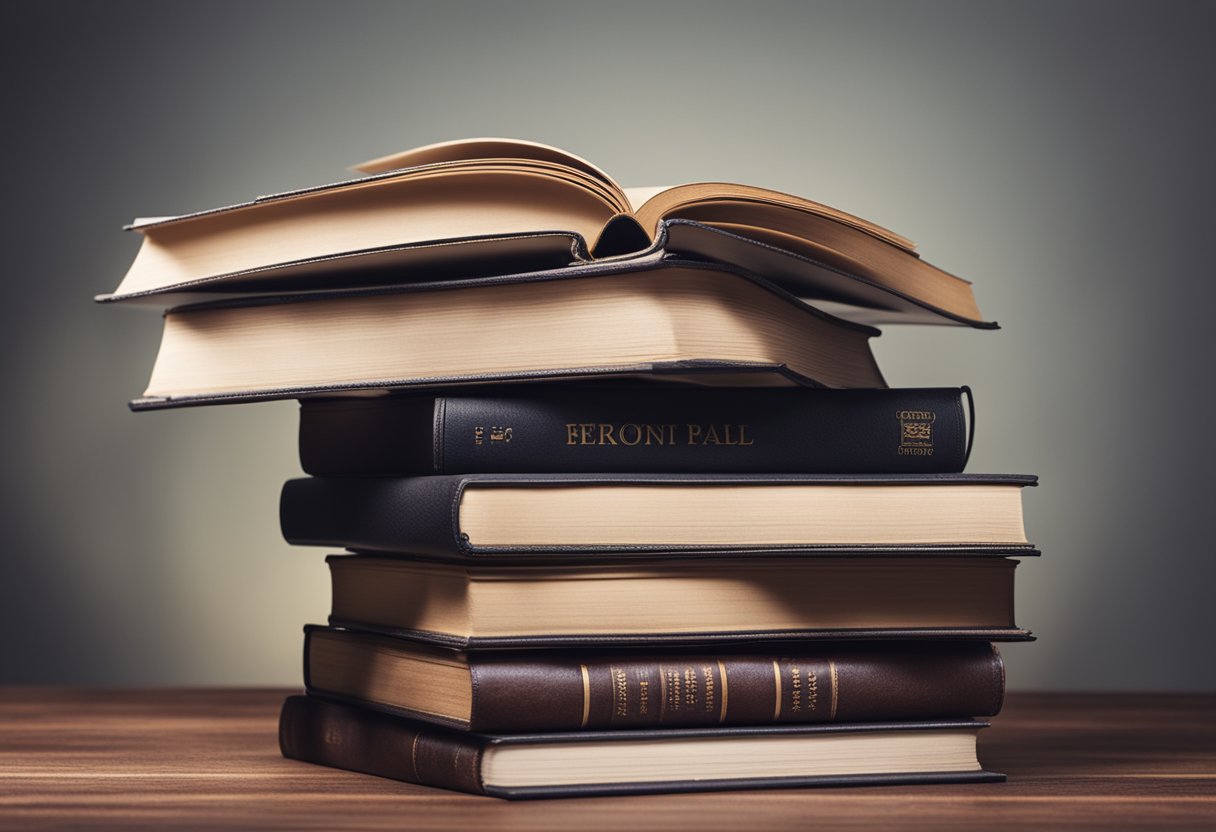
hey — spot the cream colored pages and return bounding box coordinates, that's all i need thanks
[352,137,624,195]
[482,729,980,787]
[142,268,883,398]
[634,182,916,250]
[116,168,618,297]
[459,484,1027,547]
[622,185,673,209]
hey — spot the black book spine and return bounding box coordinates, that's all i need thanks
[281,477,464,558]
[299,387,972,476]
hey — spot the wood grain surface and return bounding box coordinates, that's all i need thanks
[1,689,1213,830]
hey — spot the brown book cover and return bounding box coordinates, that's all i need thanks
[279,695,1003,799]
[304,627,1006,732]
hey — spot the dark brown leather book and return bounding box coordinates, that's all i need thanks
[322,553,1032,649]
[304,627,1006,732]
[279,695,1003,799]
[297,387,975,476]
[101,138,992,329]
[281,473,1037,559]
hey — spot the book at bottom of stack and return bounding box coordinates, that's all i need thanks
[277,468,1037,798]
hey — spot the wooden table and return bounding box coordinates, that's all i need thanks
[1,690,1212,830]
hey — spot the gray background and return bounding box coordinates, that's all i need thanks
[2,0,1212,689]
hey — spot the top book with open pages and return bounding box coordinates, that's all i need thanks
[100,138,992,328]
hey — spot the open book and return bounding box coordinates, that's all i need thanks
[102,138,992,327]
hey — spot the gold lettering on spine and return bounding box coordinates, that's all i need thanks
[658,663,667,723]
[611,667,629,717]
[829,660,839,721]
[579,664,591,728]
[791,664,802,712]
[665,667,683,713]
[717,660,729,723]
[564,423,755,446]
[683,666,698,706]
[772,660,782,720]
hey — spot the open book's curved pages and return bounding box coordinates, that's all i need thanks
[101,138,993,328]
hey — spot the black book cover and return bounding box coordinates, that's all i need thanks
[298,387,974,477]
[280,472,1038,559]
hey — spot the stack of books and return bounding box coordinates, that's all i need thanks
[103,138,1037,798]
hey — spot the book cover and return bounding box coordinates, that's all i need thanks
[303,627,1006,733]
[321,553,1032,649]
[279,695,1003,799]
[298,387,974,476]
[281,472,1038,558]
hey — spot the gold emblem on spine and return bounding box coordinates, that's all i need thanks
[579,664,591,728]
[897,409,936,456]
[474,425,512,445]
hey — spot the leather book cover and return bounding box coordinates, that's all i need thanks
[280,472,1039,559]
[302,626,1006,732]
[279,695,1003,799]
[298,387,974,477]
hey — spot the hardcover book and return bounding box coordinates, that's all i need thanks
[280,473,1037,558]
[279,695,1002,799]
[131,259,885,409]
[321,553,1030,648]
[298,387,974,476]
[102,138,992,328]
[303,627,1006,733]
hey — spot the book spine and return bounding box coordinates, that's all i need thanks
[279,695,487,795]
[463,642,1004,732]
[299,388,971,476]
[281,477,464,558]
